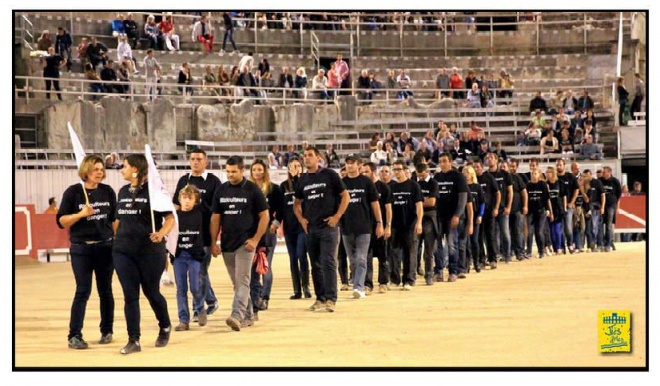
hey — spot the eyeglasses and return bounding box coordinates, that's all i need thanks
[392,168,404,171]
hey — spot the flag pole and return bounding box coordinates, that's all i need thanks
[67,122,90,207]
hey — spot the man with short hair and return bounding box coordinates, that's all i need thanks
[294,147,350,312]
[341,156,383,299]
[173,149,223,323]
[210,156,270,331]
[55,27,73,72]
[556,159,579,253]
[87,37,108,69]
[389,160,423,290]
[486,153,513,263]
[581,169,605,252]
[434,153,469,281]
[192,15,214,53]
[143,49,160,101]
[579,135,602,160]
[474,159,500,268]
[100,60,121,94]
[501,160,528,260]
[599,166,622,252]
[415,163,439,285]
[529,91,547,113]
[630,73,645,117]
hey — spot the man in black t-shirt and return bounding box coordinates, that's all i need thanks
[362,162,393,293]
[599,166,622,252]
[557,159,579,253]
[501,160,528,260]
[294,147,350,312]
[581,169,605,252]
[486,153,513,263]
[390,160,424,289]
[210,156,269,331]
[173,149,223,320]
[433,153,469,282]
[474,159,500,269]
[341,156,384,299]
[415,163,439,285]
[41,46,66,100]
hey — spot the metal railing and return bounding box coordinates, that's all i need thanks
[19,14,35,50]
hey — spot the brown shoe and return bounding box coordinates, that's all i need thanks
[448,274,458,282]
[309,300,325,311]
[226,316,241,331]
[490,261,498,270]
[325,300,336,312]
[174,322,189,331]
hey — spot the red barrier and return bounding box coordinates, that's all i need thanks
[34,214,70,250]
[616,196,646,232]
[14,206,71,259]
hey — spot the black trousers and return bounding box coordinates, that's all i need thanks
[337,232,350,285]
[306,226,340,303]
[528,211,547,255]
[480,210,498,264]
[68,240,115,339]
[45,78,62,100]
[366,233,390,289]
[391,227,418,286]
[417,215,437,278]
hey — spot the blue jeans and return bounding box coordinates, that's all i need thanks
[457,217,468,273]
[467,221,481,268]
[528,211,547,255]
[342,233,371,292]
[585,210,602,248]
[173,251,203,323]
[563,207,574,248]
[436,218,459,275]
[496,212,511,260]
[222,28,237,51]
[250,232,277,301]
[604,206,616,248]
[509,211,525,258]
[193,247,217,312]
[285,231,308,295]
[306,226,340,302]
[68,240,115,339]
[113,252,171,340]
[549,218,564,252]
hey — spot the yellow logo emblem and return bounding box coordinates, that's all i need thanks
[598,311,631,353]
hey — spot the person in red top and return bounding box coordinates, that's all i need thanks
[449,67,464,99]
[334,53,350,94]
[326,62,339,99]
[467,121,484,155]
[158,14,180,51]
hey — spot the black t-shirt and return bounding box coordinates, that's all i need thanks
[509,173,526,213]
[57,183,116,244]
[390,179,423,230]
[434,169,469,219]
[417,176,439,216]
[477,172,499,211]
[279,177,304,235]
[262,182,284,226]
[518,172,529,185]
[44,55,63,77]
[375,180,393,228]
[526,181,550,214]
[341,175,379,235]
[467,183,485,220]
[599,176,622,208]
[173,172,223,246]
[547,180,566,217]
[487,169,512,210]
[294,168,346,230]
[175,206,205,261]
[113,183,172,256]
[558,172,579,206]
[588,178,605,210]
[211,179,269,253]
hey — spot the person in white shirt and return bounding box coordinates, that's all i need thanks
[396,69,413,99]
[312,69,329,100]
[238,52,254,73]
[143,49,161,101]
[370,141,388,166]
[117,36,139,75]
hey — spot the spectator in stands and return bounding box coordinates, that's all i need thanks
[401,143,416,165]
[44,196,58,214]
[221,12,238,54]
[217,66,231,96]
[41,46,66,101]
[334,54,350,94]
[323,144,341,168]
[498,69,514,104]
[617,77,629,126]
[87,37,108,69]
[577,90,594,112]
[631,73,644,117]
[268,145,283,168]
[202,65,220,96]
[116,61,130,94]
[579,135,601,160]
[531,110,549,130]
[144,15,161,50]
[327,63,340,98]
[76,37,89,66]
[416,141,432,163]
[548,90,563,115]
[584,109,597,131]
[257,58,270,81]
[422,130,437,153]
[480,84,495,113]
[515,131,526,147]
[370,141,388,166]
[123,13,139,48]
[104,152,122,169]
[159,14,180,51]
[178,62,194,97]
[368,133,381,152]
[397,131,420,153]
[436,68,450,99]
[193,15,214,53]
[111,14,127,39]
[524,122,542,145]
[583,120,596,143]
[559,129,574,154]
[117,36,139,75]
[396,69,413,99]
[477,139,490,162]
[467,120,484,151]
[100,60,122,94]
[294,67,308,100]
[368,70,381,92]
[570,110,583,133]
[143,49,161,101]
[357,69,373,104]
[55,27,73,72]
[562,90,578,115]
[278,66,294,98]
[283,144,297,166]
[466,83,481,109]
[540,130,559,155]
[237,66,260,103]
[312,68,329,100]
[465,69,477,94]
[384,141,397,163]
[84,63,103,98]
[529,91,547,113]
[493,141,508,162]
[386,69,397,90]
[556,107,571,126]
[37,30,52,51]
[238,51,254,73]
[449,67,464,99]
[631,181,644,196]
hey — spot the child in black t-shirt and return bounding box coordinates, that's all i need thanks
[173,185,206,332]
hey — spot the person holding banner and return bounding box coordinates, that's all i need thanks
[113,154,175,354]
[57,154,117,350]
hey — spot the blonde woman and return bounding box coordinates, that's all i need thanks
[462,165,484,272]
[294,66,308,100]
[545,166,566,255]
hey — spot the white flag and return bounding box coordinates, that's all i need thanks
[145,144,179,256]
[67,122,86,169]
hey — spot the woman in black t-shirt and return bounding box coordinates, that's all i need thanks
[57,155,116,350]
[526,170,552,258]
[463,165,484,272]
[546,166,566,255]
[113,154,175,355]
[249,160,285,311]
[278,158,311,299]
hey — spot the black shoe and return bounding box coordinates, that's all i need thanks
[68,336,89,349]
[98,333,113,344]
[155,326,171,347]
[206,302,219,315]
[257,298,269,311]
[303,287,312,298]
[290,293,302,300]
[192,311,199,322]
[120,340,141,354]
[474,264,481,273]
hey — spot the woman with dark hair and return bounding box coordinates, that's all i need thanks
[545,166,566,255]
[113,154,175,354]
[279,157,311,299]
[57,155,117,349]
[249,159,285,312]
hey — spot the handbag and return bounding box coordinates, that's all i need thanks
[253,246,269,275]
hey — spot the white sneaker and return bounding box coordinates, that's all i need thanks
[219,49,226,55]
[160,272,174,286]
[403,284,412,291]
[352,289,365,299]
